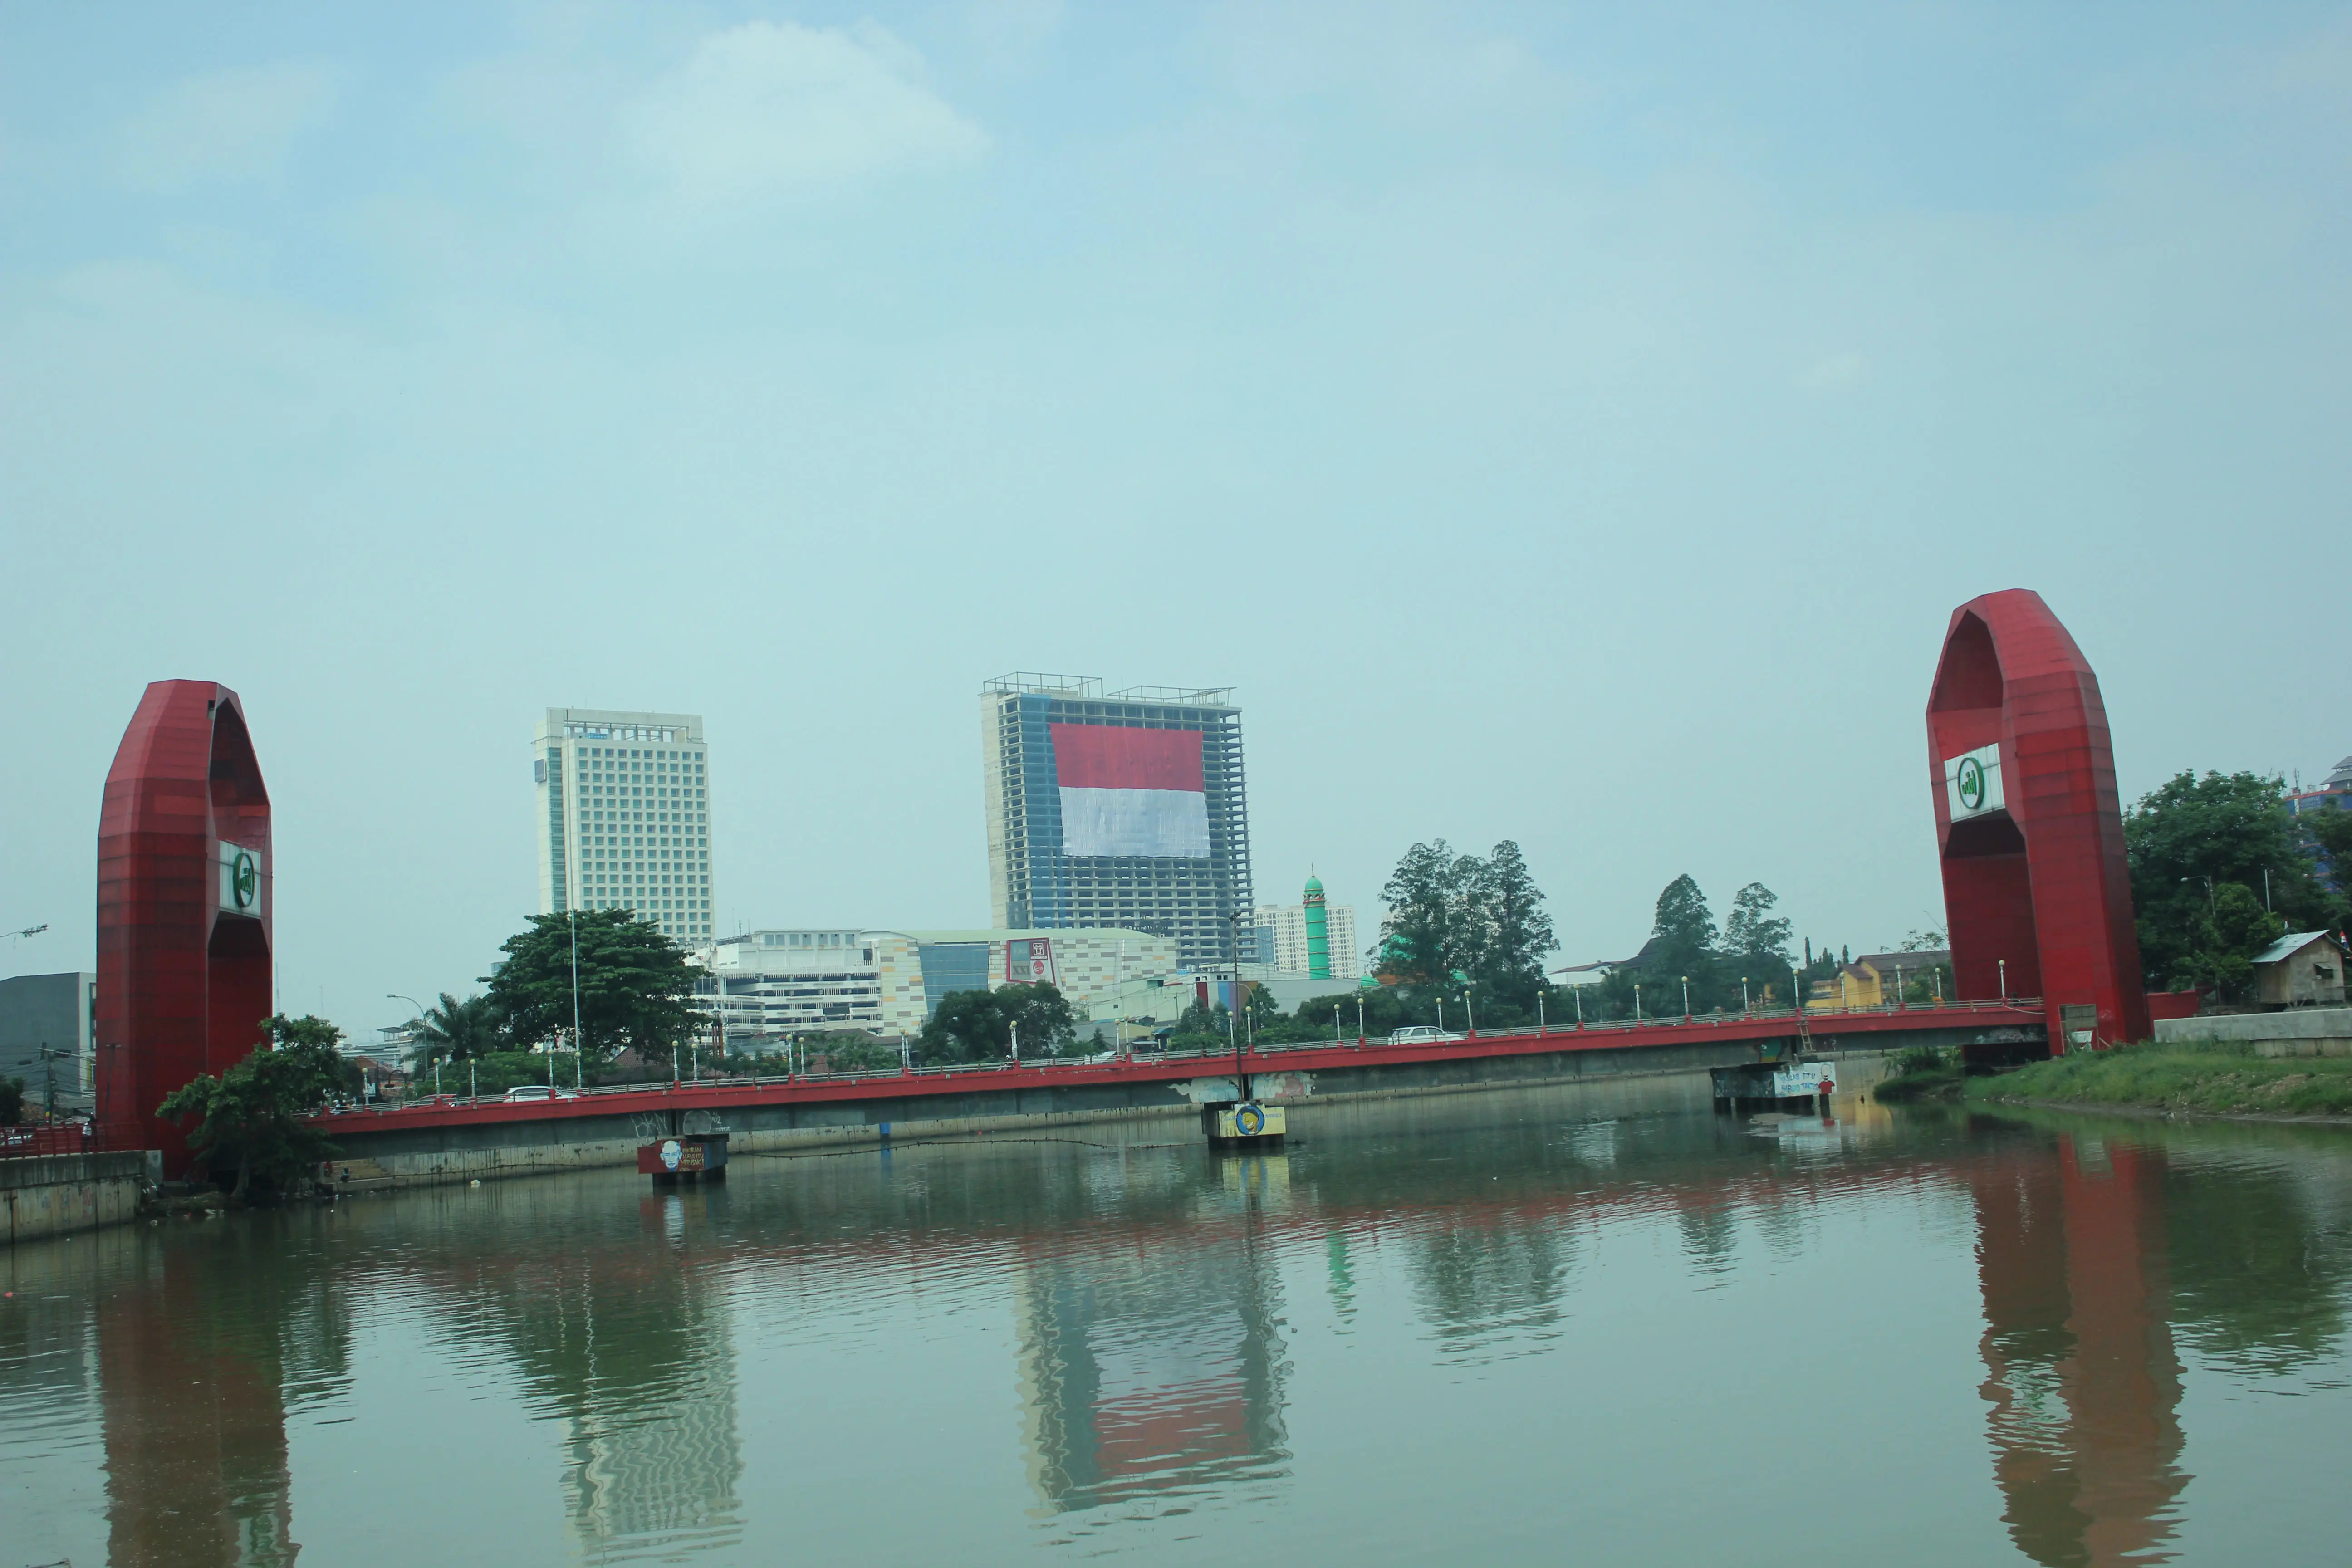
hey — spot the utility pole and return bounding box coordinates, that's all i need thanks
[1230,910,1249,1102]
[569,908,586,1092]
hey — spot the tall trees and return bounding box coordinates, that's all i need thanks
[1637,874,1722,1014]
[485,911,700,1069]
[1649,874,1718,973]
[1580,874,1799,1017]
[1480,841,1557,1010]
[1376,838,1557,1016]
[2126,771,2337,994]
[1379,840,1476,987]
[1723,883,1793,967]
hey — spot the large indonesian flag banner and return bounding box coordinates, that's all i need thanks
[1051,723,1211,858]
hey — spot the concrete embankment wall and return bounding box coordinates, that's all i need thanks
[318,1034,1930,1191]
[2,1151,148,1245]
[2156,1006,2352,1057]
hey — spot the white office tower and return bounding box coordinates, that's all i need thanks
[534,708,715,942]
[1251,900,1360,978]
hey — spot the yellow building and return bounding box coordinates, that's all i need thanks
[1808,951,1953,1012]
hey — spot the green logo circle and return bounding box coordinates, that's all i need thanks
[231,850,258,910]
[1956,755,1986,812]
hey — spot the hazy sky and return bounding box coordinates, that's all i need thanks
[5,3,2349,1043]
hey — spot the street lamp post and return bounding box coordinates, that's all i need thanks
[1740,976,1750,1014]
[1680,975,1690,1019]
[1999,959,2008,999]
[1463,986,1476,1036]
[1356,995,1366,1046]
[389,994,430,1097]
[1634,984,1642,1023]
[1573,987,1584,1027]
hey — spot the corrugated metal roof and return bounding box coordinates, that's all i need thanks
[2250,931,2341,965]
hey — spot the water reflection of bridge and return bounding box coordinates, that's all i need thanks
[19,1098,2352,1563]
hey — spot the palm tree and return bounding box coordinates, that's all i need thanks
[411,992,505,1069]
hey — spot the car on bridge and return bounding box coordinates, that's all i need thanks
[1388,1026,1468,1045]
[502,1084,578,1103]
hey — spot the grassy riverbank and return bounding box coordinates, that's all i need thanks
[1970,1044,2352,1118]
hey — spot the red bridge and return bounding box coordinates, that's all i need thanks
[321,998,2045,1136]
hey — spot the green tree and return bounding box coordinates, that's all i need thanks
[157,1014,351,1201]
[1474,840,1556,1012]
[409,1049,578,1100]
[2126,771,2332,991]
[804,1032,902,1073]
[1175,995,1223,1035]
[919,983,1078,1063]
[2170,882,2288,999]
[1641,874,1723,1013]
[1650,874,1719,960]
[2298,804,2352,906]
[1000,982,1077,1057]
[1377,838,1556,1019]
[0,1076,23,1124]
[1379,840,1476,986]
[411,991,506,1069]
[485,910,700,1070]
[1722,882,1793,967]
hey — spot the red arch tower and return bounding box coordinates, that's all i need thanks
[95,681,273,1169]
[1928,591,2147,1051]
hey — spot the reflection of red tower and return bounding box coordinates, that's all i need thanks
[96,681,273,1171]
[1928,591,2148,1050]
[99,1251,299,1565]
[1973,1137,2184,1567]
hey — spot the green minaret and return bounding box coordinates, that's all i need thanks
[1304,870,1330,980]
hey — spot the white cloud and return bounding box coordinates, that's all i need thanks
[118,60,338,188]
[626,21,986,205]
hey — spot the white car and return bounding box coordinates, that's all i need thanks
[1388,1026,1467,1045]
[501,1084,576,1102]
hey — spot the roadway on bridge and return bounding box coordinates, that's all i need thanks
[333,1000,2043,1133]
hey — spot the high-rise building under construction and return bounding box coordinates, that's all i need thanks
[980,674,1251,971]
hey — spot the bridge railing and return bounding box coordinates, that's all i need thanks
[0,1122,119,1158]
[359,995,2045,1112]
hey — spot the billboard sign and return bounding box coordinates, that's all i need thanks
[1006,937,1058,986]
[217,840,264,916]
[1944,742,2005,823]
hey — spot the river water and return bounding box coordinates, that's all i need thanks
[7,1074,2352,1567]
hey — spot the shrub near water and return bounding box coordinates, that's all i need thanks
[1973,1043,2352,1117]
[1875,1045,1963,1103]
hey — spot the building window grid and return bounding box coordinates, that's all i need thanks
[999,693,1252,967]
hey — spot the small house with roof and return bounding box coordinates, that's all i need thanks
[2249,931,2347,1009]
